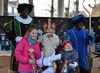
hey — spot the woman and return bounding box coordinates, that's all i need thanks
[15,25,41,73]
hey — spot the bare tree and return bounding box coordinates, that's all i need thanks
[75,0,79,15]
[51,0,54,17]
[65,0,70,17]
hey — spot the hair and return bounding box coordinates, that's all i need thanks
[63,40,72,48]
[17,3,33,13]
[26,25,37,34]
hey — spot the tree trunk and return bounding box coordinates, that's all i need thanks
[4,0,8,16]
[28,0,34,17]
[51,0,54,17]
[75,0,79,15]
[65,0,70,17]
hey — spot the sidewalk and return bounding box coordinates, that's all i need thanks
[0,56,10,73]
[0,51,11,56]
[0,56,100,73]
[0,51,11,73]
[0,50,100,73]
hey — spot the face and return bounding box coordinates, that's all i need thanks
[47,32,53,38]
[64,43,73,51]
[29,29,38,40]
[20,8,29,18]
[75,22,84,30]
[43,23,48,29]
[51,23,56,30]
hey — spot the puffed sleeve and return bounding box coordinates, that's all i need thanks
[15,40,29,64]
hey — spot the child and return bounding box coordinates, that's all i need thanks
[60,40,78,73]
[15,25,41,73]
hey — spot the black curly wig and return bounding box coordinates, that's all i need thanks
[17,3,33,13]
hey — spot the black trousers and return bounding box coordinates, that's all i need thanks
[79,68,90,73]
[10,55,19,73]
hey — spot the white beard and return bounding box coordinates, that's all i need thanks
[41,33,59,57]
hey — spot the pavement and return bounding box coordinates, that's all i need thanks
[0,56,10,73]
[0,49,100,73]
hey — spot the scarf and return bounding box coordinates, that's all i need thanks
[28,35,36,45]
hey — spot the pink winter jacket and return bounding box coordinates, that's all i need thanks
[15,34,41,72]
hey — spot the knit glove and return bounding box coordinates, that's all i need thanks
[29,59,35,65]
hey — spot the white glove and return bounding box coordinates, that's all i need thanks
[43,54,61,66]
[15,36,22,43]
[38,29,43,35]
[29,59,35,65]
[50,54,61,62]
[37,29,43,41]
[64,67,67,72]
[36,52,44,67]
[69,62,78,68]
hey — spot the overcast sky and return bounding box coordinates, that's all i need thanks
[8,0,100,17]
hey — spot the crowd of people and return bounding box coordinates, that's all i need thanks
[4,3,97,73]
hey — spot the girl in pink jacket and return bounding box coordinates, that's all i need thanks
[15,25,41,73]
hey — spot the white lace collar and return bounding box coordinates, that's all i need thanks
[15,15,33,24]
